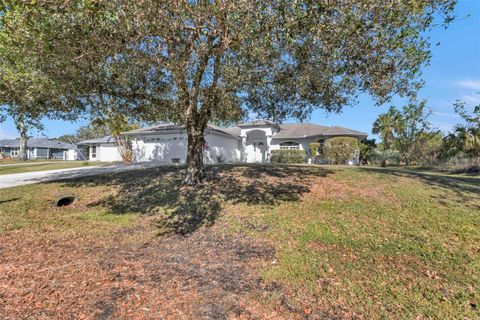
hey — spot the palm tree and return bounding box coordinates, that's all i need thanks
[443,125,480,164]
[372,107,402,150]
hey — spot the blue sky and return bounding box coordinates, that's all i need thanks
[1,1,479,140]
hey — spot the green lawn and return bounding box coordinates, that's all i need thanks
[0,161,102,175]
[0,158,56,164]
[0,165,478,319]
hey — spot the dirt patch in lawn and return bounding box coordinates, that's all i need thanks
[0,221,291,319]
[302,176,392,204]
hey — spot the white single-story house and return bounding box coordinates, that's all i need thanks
[77,121,367,164]
[0,138,76,160]
[75,136,123,162]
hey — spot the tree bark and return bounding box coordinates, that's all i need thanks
[184,119,206,185]
[19,122,28,161]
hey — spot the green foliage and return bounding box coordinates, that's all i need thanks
[442,126,480,160]
[309,142,321,158]
[394,101,435,165]
[372,107,402,150]
[372,100,438,165]
[370,149,401,166]
[271,150,306,164]
[359,139,377,164]
[453,94,480,127]
[0,0,457,179]
[323,137,358,164]
[55,134,78,144]
[441,95,480,163]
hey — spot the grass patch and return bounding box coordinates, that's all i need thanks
[0,182,136,236]
[0,161,101,175]
[225,166,479,318]
[0,164,478,318]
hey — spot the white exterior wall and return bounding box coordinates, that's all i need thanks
[132,133,188,163]
[66,149,77,161]
[131,133,240,164]
[98,143,123,162]
[270,138,310,152]
[204,134,240,163]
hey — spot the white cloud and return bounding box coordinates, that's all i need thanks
[432,111,459,119]
[460,93,480,105]
[455,79,480,91]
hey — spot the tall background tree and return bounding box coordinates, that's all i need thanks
[372,101,437,165]
[1,0,456,182]
[0,1,71,159]
[394,101,436,165]
[441,94,480,164]
[372,107,402,151]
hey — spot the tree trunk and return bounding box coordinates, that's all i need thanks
[184,122,206,185]
[19,122,28,161]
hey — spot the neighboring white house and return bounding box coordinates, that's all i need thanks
[76,121,367,164]
[0,138,76,160]
[76,136,123,162]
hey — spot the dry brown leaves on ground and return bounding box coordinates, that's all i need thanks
[0,220,307,320]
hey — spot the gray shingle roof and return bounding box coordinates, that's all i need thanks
[76,136,116,145]
[272,123,367,139]
[120,122,366,140]
[237,120,275,127]
[123,124,241,139]
[272,123,331,139]
[323,126,367,137]
[0,138,74,149]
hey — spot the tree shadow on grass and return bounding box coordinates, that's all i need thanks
[358,167,480,209]
[60,164,332,234]
[0,197,20,205]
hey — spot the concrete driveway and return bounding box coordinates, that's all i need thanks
[0,162,166,189]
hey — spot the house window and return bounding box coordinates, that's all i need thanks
[11,148,19,157]
[279,141,300,150]
[91,145,97,158]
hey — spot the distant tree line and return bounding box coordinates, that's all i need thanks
[364,95,480,173]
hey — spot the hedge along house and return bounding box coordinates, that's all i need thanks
[116,121,367,165]
[76,136,123,162]
[0,138,76,160]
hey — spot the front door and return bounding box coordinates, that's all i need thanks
[253,141,266,163]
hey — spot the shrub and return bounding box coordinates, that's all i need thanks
[309,142,321,157]
[359,139,377,165]
[370,149,401,166]
[323,137,358,164]
[271,149,306,164]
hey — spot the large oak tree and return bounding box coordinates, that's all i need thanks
[1,0,456,183]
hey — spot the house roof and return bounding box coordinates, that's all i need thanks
[0,138,74,149]
[120,122,366,140]
[76,136,116,145]
[272,124,367,139]
[237,120,275,127]
[123,124,241,139]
